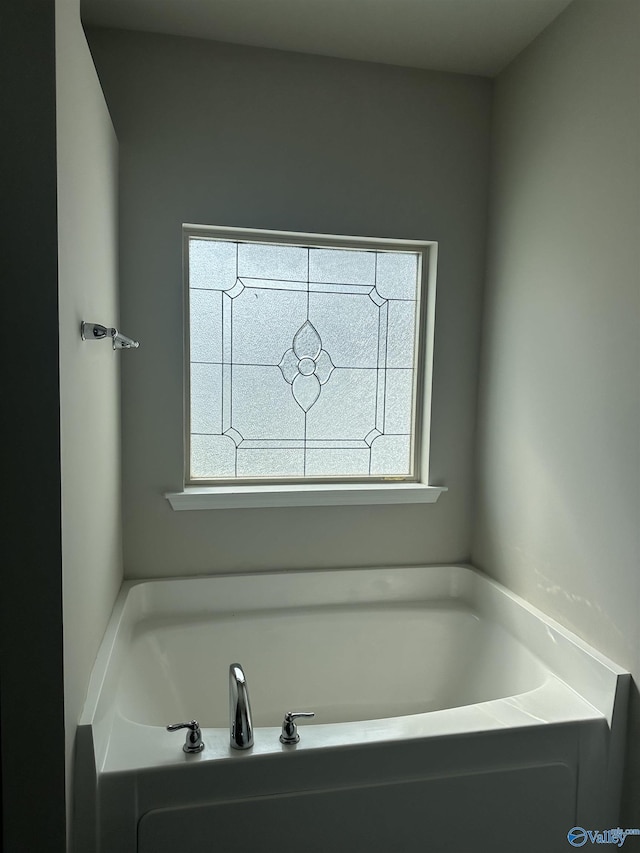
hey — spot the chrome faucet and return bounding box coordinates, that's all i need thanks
[229,663,253,750]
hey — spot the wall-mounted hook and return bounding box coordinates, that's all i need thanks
[81,321,139,350]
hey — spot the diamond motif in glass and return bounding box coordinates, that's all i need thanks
[278,321,335,412]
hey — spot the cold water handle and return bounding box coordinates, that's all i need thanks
[166,720,205,753]
[279,711,315,745]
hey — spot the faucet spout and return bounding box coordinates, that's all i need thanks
[229,663,254,750]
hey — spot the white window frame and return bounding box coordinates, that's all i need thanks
[166,225,446,510]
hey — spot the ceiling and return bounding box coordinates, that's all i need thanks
[81,0,574,78]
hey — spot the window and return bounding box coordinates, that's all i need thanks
[184,226,434,488]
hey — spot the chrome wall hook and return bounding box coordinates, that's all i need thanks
[81,321,139,350]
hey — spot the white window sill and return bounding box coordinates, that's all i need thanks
[165,483,447,511]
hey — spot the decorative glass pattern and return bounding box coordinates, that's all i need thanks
[187,231,424,481]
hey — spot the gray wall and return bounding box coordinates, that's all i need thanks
[87,29,493,578]
[0,0,66,850]
[56,0,122,843]
[473,0,640,820]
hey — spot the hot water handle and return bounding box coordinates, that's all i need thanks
[166,720,205,753]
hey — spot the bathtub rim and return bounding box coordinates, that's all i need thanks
[79,562,628,737]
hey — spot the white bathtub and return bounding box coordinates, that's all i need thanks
[75,565,629,853]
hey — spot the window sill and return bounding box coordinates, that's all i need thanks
[165,482,447,511]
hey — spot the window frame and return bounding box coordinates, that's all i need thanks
[168,224,444,509]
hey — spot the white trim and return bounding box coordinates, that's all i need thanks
[184,223,433,252]
[165,482,447,510]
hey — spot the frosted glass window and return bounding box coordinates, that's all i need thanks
[186,228,428,482]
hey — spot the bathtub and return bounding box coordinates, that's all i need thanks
[75,565,629,853]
